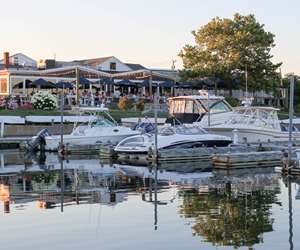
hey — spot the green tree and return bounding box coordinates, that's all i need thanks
[179,13,282,94]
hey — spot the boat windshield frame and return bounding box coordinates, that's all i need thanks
[71,106,118,132]
[158,125,208,136]
[226,107,281,130]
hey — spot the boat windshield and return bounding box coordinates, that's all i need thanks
[159,125,207,136]
[226,107,281,130]
[91,118,115,127]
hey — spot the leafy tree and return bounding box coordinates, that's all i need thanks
[179,13,282,94]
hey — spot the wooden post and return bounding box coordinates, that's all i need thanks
[23,78,26,96]
[149,73,153,98]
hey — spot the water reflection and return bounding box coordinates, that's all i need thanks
[0,152,174,214]
[0,151,298,250]
[178,169,281,248]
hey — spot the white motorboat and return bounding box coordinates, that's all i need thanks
[207,106,300,143]
[114,125,232,154]
[36,107,140,151]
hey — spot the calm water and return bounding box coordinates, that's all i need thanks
[0,151,299,250]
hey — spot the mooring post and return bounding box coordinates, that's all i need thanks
[288,75,295,165]
[0,121,4,137]
[59,84,64,153]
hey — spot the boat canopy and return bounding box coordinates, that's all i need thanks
[168,94,232,123]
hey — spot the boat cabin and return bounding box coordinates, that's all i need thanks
[168,94,232,123]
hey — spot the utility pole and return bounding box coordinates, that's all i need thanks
[149,71,153,98]
[171,59,176,71]
[245,64,248,99]
[171,59,176,96]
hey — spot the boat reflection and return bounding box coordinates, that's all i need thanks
[0,151,212,214]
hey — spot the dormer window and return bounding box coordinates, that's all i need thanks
[110,62,116,71]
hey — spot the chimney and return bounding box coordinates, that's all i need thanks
[3,52,10,68]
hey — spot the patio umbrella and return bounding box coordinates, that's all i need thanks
[175,83,193,89]
[158,80,174,88]
[56,81,74,89]
[138,79,157,87]
[94,78,115,85]
[79,77,91,85]
[32,78,56,88]
[115,79,136,87]
[139,79,149,87]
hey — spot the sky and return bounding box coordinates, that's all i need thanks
[0,0,299,74]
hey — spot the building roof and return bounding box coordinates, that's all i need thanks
[125,63,146,71]
[73,56,113,67]
[0,53,36,64]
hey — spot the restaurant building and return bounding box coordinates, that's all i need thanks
[0,52,177,97]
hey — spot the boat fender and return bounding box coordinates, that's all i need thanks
[232,129,239,144]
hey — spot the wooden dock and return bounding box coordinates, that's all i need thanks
[213,151,283,169]
[0,137,30,149]
[113,144,286,167]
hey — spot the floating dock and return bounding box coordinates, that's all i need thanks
[212,151,283,169]
[112,144,287,167]
[0,137,30,149]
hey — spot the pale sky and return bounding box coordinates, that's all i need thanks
[1,0,299,74]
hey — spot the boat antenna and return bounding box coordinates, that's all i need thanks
[288,74,295,165]
[245,64,248,100]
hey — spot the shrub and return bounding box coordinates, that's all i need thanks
[20,103,33,110]
[31,91,57,110]
[136,100,145,111]
[118,96,133,111]
[0,95,18,110]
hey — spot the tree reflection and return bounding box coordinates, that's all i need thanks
[179,183,280,249]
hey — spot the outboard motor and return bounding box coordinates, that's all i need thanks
[27,129,51,152]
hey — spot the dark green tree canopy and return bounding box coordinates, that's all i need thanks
[179,13,282,92]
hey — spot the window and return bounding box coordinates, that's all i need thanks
[173,100,185,113]
[0,78,8,94]
[210,101,231,113]
[193,102,205,113]
[185,100,194,113]
[110,62,116,70]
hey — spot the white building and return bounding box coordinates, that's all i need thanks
[0,53,37,69]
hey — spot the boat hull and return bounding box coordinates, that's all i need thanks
[115,139,232,155]
[45,133,138,151]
